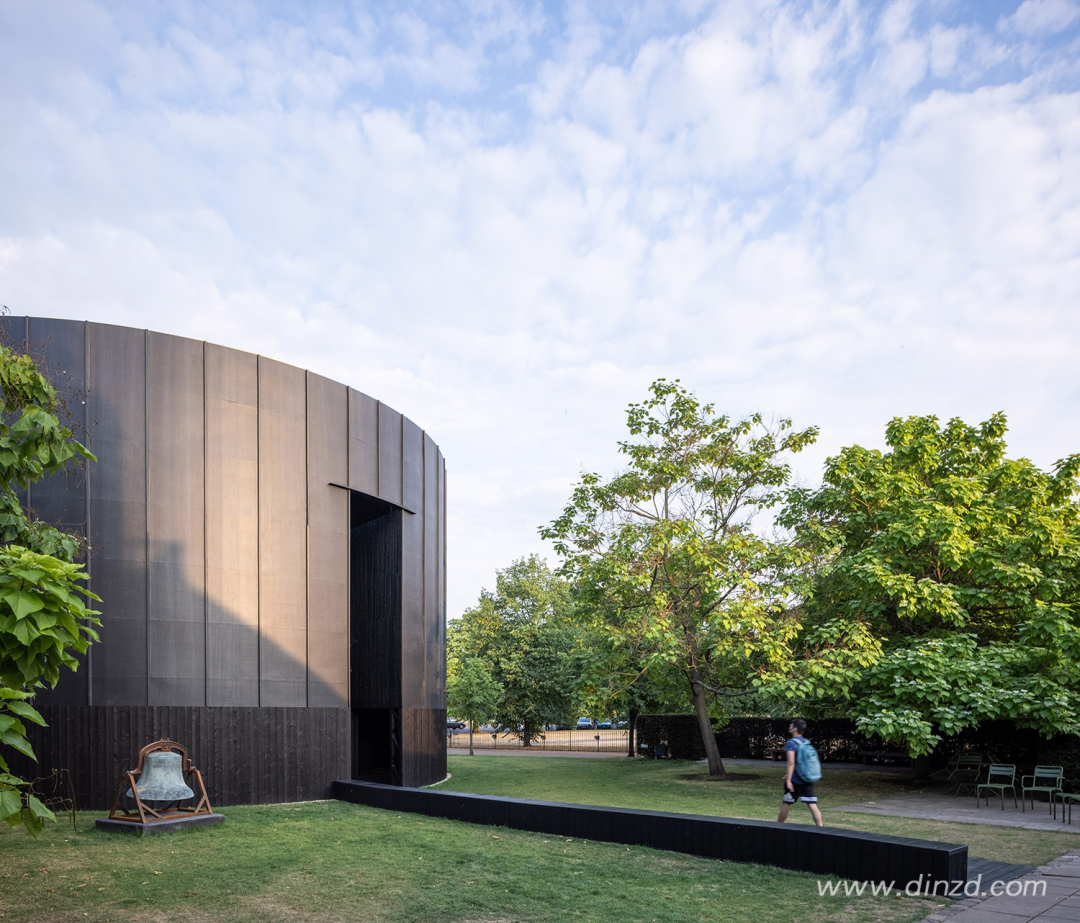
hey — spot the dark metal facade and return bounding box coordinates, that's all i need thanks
[2,316,447,805]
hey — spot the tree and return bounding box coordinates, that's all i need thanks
[776,412,1080,755]
[0,339,99,835]
[448,556,579,745]
[543,379,818,777]
[446,658,502,755]
[568,610,688,757]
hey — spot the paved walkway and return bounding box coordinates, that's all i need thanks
[921,850,1080,923]
[833,792,1080,832]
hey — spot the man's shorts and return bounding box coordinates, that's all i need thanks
[782,781,817,804]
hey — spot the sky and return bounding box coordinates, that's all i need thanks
[1,0,1079,618]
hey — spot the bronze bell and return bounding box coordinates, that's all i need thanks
[127,750,194,804]
[107,738,213,825]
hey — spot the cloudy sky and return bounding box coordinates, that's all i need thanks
[2,0,1078,617]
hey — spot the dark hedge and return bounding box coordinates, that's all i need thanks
[635,714,1080,783]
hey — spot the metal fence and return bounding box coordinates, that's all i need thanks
[446,727,633,753]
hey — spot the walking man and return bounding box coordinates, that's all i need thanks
[778,718,823,826]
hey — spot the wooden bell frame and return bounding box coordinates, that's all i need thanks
[107,738,213,824]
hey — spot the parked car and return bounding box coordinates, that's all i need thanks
[446,718,467,730]
[576,717,594,729]
[597,719,613,729]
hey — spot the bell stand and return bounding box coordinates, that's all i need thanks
[107,738,214,824]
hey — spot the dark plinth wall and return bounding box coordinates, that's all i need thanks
[2,316,447,806]
[333,781,969,886]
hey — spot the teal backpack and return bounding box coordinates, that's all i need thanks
[795,738,822,782]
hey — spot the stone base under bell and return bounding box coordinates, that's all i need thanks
[96,813,225,836]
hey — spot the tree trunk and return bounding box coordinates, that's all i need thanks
[689,671,726,778]
[522,719,531,746]
[627,707,638,757]
[468,723,474,756]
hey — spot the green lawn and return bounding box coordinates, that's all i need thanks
[436,755,1080,867]
[0,800,945,923]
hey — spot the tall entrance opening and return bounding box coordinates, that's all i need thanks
[349,491,403,784]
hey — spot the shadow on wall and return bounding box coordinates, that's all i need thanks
[18,535,353,808]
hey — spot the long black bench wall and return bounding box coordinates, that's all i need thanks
[333,780,966,885]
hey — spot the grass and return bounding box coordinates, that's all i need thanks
[435,755,1080,867]
[0,800,946,923]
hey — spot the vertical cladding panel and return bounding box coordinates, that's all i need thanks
[26,318,90,706]
[348,390,378,496]
[87,323,148,706]
[0,314,28,346]
[423,436,442,709]
[259,357,308,706]
[399,707,446,787]
[146,333,206,705]
[401,418,424,709]
[399,709,417,787]
[440,452,446,705]
[377,405,402,506]
[307,373,349,707]
[26,317,89,533]
[205,345,260,706]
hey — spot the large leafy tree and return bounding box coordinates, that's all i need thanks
[446,658,503,755]
[0,340,99,835]
[776,413,1080,755]
[448,556,578,745]
[543,380,818,777]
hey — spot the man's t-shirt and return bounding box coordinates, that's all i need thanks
[784,737,806,785]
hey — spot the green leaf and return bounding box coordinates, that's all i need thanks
[0,730,34,759]
[0,789,22,821]
[5,701,45,726]
[24,792,55,823]
[4,590,44,620]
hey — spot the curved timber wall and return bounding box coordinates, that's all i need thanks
[3,316,447,806]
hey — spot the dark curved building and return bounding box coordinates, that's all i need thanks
[3,316,447,806]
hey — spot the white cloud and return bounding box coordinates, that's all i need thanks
[1001,0,1080,37]
[1,1,1078,613]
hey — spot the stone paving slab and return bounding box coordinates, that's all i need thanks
[833,793,1078,831]
[916,851,1080,923]
[1033,908,1079,922]
[978,894,1064,915]
[1042,864,1080,877]
[941,910,1035,922]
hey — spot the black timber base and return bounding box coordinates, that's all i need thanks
[96,814,226,836]
[11,705,446,808]
[333,780,967,886]
[10,706,352,808]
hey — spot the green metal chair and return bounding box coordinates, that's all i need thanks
[1053,790,1080,824]
[945,753,983,796]
[1021,766,1064,814]
[976,764,1017,810]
